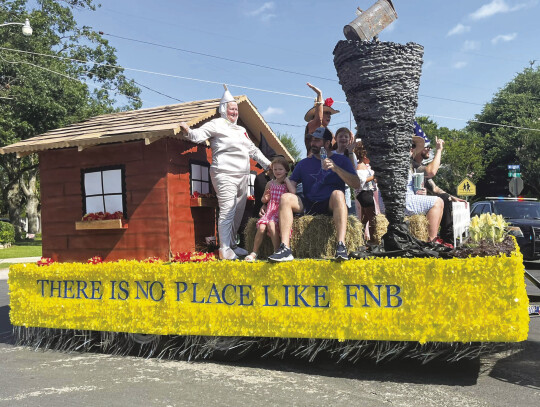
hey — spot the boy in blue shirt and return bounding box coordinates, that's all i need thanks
[268,127,360,262]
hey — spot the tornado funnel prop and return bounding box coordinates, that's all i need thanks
[334,40,424,249]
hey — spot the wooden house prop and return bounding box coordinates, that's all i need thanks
[0,96,292,262]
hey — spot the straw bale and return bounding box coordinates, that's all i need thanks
[244,215,364,259]
[372,214,390,245]
[291,215,364,259]
[370,214,429,244]
[243,218,275,259]
[406,214,429,242]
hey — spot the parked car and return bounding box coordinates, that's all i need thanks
[470,198,540,260]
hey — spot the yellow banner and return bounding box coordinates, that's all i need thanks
[9,253,529,343]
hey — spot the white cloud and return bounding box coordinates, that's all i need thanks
[491,33,518,44]
[453,61,468,69]
[469,0,529,20]
[262,106,284,117]
[462,40,481,51]
[447,23,471,36]
[245,2,276,21]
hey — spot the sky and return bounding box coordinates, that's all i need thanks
[72,0,540,149]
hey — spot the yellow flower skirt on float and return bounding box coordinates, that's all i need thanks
[8,250,529,344]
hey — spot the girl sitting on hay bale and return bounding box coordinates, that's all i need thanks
[245,156,296,261]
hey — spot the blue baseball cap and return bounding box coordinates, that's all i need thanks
[312,127,333,141]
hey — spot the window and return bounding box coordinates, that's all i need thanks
[481,204,493,214]
[247,172,257,197]
[190,161,211,195]
[82,166,126,217]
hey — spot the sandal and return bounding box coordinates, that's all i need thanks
[245,252,258,262]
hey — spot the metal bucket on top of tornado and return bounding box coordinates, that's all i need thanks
[344,0,397,42]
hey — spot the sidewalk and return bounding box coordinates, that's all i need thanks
[0,257,41,280]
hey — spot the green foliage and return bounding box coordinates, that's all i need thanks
[1,0,142,228]
[469,213,507,244]
[0,221,15,245]
[0,240,42,259]
[466,66,540,196]
[415,117,486,194]
[276,132,301,162]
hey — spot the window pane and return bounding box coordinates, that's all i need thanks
[84,172,103,195]
[192,181,202,194]
[104,194,123,213]
[191,164,201,181]
[202,182,209,194]
[103,169,122,194]
[86,196,104,214]
[202,167,209,181]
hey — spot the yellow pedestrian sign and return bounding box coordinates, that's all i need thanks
[457,177,476,196]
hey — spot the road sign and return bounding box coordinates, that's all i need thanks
[457,177,476,196]
[509,177,524,196]
[508,164,521,178]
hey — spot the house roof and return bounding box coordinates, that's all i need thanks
[0,95,294,162]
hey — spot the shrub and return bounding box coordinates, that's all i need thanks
[0,221,16,245]
[469,213,507,243]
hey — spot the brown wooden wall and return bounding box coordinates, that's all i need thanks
[40,136,263,262]
[40,140,171,262]
[166,138,216,255]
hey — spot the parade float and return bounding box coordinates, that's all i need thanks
[2,0,530,363]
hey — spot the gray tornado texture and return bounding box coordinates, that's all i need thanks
[333,40,424,225]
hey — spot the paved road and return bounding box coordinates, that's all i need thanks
[0,267,539,407]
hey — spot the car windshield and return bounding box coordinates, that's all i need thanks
[492,201,540,219]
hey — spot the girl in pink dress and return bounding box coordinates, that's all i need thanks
[246,157,296,261]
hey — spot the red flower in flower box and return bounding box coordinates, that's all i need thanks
[82,211,124,221]
[37,257,54,266]
[87,256,104,264]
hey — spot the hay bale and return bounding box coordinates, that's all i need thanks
[244,215,364,259]
[243,218,275,259]
[372,214,390,245]
[371,214,429,244]
[406,214,429,242]
[290,215,364,259]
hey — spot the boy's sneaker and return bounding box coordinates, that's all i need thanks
[268,243,294,263]
[335,241,349,261]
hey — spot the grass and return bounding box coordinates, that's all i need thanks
[0,237,42,259]
[0,261,30,269]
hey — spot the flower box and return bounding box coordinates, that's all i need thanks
[190,197,218,208]
[8,242,528,344]
[75,219,127,230]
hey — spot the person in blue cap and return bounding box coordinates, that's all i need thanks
[411,121,466,246]
[408,121,444,243]
[268,126,360,262]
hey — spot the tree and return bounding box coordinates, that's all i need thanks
[415,117,487,197]
[276,132,301,162]
[1,0,141,238]
[466,66,540,197]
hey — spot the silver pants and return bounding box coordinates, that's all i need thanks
[211,172,249,250]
